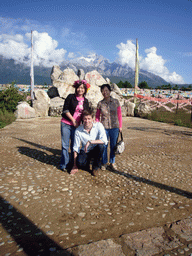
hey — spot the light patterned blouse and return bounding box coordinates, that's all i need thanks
[96,96,122,129]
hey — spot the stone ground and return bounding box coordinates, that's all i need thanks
[0,117,192,256]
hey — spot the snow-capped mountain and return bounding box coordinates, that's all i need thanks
[63,54,168,87]
[0,54,170,87]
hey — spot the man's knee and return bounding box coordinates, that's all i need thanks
[97,144,105,154]
[77,150,89,168]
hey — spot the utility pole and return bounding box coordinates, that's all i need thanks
[30,30,34,106]
[176,92,180,114]
[134,38,139,104]
[191,100,192,122]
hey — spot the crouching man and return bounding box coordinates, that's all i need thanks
[71,109,108,176]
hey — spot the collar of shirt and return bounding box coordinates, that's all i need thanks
[82,122,96,133]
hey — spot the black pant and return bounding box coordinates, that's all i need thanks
[77,144,105,171]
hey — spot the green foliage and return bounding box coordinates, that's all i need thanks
[138,81,149,89]
[117,80,133,88]
[0,85,26,112]
[117,80,123,88]
[180,86,192,91]
[172,84,179,90]
[0,109,16,129]
[146,109,192,128]
[156,84,172,90]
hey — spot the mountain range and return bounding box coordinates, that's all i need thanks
[0,54,190,88]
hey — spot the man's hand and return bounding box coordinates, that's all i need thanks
[85,141,91,153]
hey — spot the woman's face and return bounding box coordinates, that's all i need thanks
[101,87,111,99]
[76,84,85,96]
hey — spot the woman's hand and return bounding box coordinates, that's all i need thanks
[72,119,78,127]
[119,127,122,132]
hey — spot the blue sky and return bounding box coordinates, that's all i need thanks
[0,0,192,84]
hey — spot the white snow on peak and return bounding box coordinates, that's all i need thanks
[79,53,97,63]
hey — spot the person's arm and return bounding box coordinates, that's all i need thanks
[84,139,104,153]
[65,112,77,127]
[117,106,122,132]
[62,94,77,126]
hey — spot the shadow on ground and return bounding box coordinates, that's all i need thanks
[108,168,192,199]
[0,196,74,256]
[14,137,61,169]
[127,127,192,137]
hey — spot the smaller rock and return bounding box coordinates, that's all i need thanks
[15,102,35,119]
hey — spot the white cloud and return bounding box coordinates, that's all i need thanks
[117,40,184,84]
[26,31,66,67]
[0,31,67,67]
[116,40,136,69]
[0,34,30,63]
[68,52,76,59]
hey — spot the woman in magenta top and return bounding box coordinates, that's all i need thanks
[95,84,122,171]
[60,80,90,173]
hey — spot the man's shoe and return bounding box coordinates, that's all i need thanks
[109,163,118,171]
[92,169,99,176]
[101,164,107,171]
[61,168,68,172]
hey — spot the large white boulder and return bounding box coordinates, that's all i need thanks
[51,67,79,98]
[15,101,35,119]
[86,85,103,109]
[124,101,135,116]
[57,68,79,84]
[34,89,50,104]
[53,80,75,99]
[50,65,62,82]
[33,89,50,117]
[50,66,126,112]
[85,70,107,87]
[137,102,151,116]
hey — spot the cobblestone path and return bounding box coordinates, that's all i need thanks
[0,117,192,256]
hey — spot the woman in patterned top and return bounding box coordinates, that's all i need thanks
[95,84,122,171]
[60,80,90,173]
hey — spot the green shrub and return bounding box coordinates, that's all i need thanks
[146,109,192,128]
[0,85,26,129]
[0,85,26,112]
[0,109,16,129]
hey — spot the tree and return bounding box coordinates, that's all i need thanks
[0,85,25,112]
[124,81,132,88]
[117,80,133,88]
[117,80,123,88]
[172,84,179,90]
[124,81,133,88]
[138,81,149,89]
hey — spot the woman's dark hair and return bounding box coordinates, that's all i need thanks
[100,84,112,92]
[73,80,87,96]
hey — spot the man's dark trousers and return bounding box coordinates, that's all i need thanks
[76,144,105,171]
